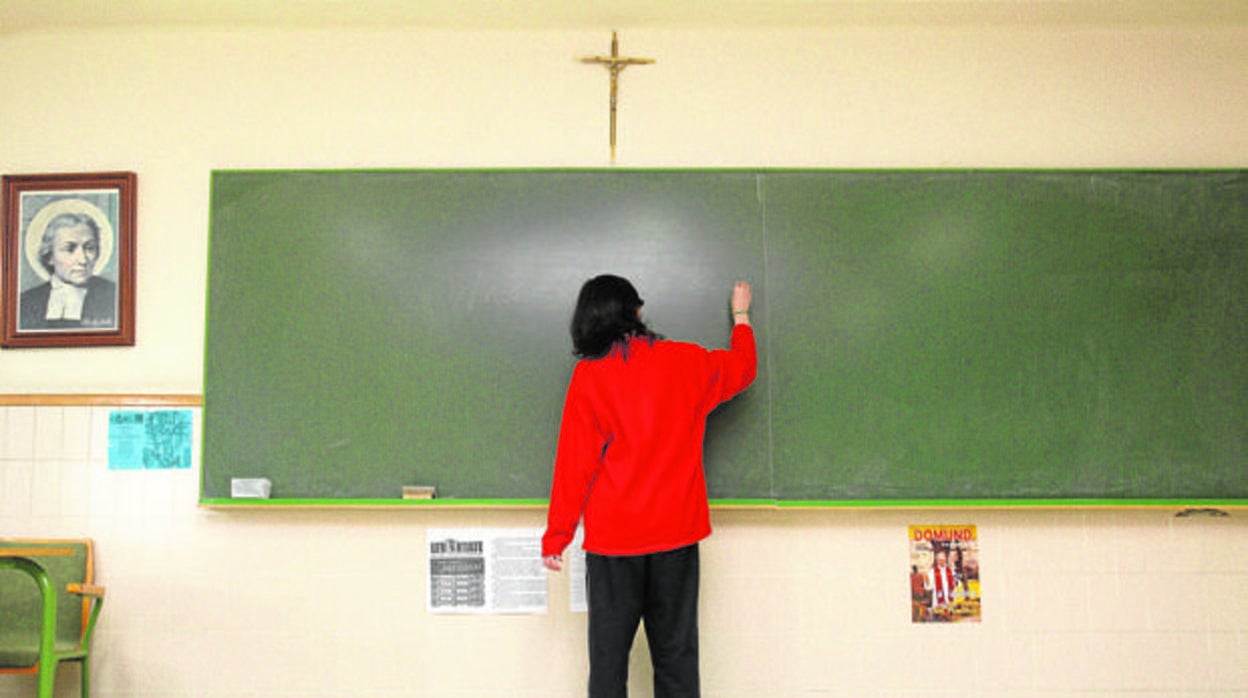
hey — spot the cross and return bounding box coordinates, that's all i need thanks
[578,32,655,162]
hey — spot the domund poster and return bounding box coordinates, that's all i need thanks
[909,524,981,623]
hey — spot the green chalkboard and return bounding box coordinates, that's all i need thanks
[203,170,1248,505]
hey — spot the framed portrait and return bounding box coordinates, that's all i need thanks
[2,172,136,348]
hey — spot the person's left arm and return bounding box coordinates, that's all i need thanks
[541,367,605,570]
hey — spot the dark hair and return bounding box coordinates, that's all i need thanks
[570,274,657,359]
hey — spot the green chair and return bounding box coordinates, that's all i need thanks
[0,539,105,698]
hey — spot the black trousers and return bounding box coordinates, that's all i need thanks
[585,543,700,698]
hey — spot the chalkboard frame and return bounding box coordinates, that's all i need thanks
[201,168,1248,509]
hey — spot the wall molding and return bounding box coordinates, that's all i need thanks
[0,394,202,407]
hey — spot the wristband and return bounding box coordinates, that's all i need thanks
[733,310,750,315]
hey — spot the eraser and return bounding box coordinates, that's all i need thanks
[402,485,437,500]
[231,478,272,498]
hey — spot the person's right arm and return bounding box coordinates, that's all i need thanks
[704,281,757,407]
[731,281,752,327]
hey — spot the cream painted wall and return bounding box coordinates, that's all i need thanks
[1,22,1246,698]
[2,25,1246,391]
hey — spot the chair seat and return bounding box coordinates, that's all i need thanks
[0,632,85,669]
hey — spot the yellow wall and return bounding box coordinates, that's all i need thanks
[2,21,1246,697]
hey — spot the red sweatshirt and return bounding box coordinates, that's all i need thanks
[542,324,757,557]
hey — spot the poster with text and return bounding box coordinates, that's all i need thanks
[427,528,547,614]
[909,524,980,623]
[107,409,193,470]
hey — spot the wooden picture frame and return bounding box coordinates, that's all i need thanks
[2,172,136,348]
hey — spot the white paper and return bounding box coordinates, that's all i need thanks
[568,527,588,613]
[427,528,547,614]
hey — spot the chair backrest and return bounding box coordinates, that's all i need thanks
[0,539,94,669]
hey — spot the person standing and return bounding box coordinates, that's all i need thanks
[927,546,957,614]
[542,274,757,698]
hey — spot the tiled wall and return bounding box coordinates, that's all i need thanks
[2,403,1246,697]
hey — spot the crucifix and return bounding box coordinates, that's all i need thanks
[578,32,655,162]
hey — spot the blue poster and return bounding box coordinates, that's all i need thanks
[108,410,193,470]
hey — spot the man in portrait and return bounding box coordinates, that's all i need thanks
[18,208,118,331]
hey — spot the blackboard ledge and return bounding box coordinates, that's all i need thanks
[198,498,778,510]
[199,498,548,510]
[776,498,1247,510]
[199,497,1244,511]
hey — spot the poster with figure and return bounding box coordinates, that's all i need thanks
[2,172,136,347]
[909,524,981,623]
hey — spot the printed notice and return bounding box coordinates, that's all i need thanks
[427,528,547,614]
[567,528,588,613]
[108,409,193,470]
[909,524,981,623]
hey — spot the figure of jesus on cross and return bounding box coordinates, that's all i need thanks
[579,32,654,162]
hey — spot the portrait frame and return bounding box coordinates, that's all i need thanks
[2,172,136,348]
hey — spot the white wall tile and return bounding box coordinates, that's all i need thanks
[30,457,63,518]
[1086,572,1153,633]
[1142,573,1210,634]
[33,406,63,461]
[88,459,118,520]
[1,459,34,520]
[59,459,91,518]
[61,406,93,461]
[90,406,113,463]
[3,406,35,460]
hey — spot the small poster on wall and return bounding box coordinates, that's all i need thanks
[107,409,193,471]
[909,524,981,623]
